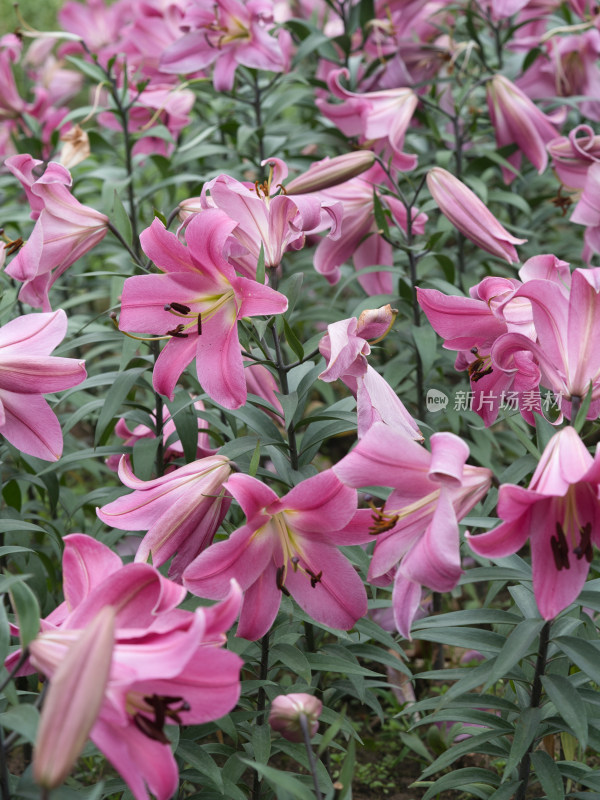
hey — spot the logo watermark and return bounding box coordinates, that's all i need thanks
[425,389,563,413]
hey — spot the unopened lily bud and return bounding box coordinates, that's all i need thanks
[285,151,375,195]
[427,167,526,264]
[32,605,115,790]
[268,693,323,742]
[59,125,90,169]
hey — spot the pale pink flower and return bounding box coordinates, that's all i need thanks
[467,427,600,619]
[334,423,492,638]
[319,304,423,440]
[426,167,526,263]
[316,68,418,171]
[183,470,369,640]
[14,534,243,800]
[548,125,600,190]
[160,0,292,91]
[4,157,108,311]
[487,74,561,184]
[33,606,116,789]
[119,209,288,408]
[97,454,232,581]
[0,310,86,461]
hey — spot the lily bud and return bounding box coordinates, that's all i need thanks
[427,167,526,263]
[268,693,323,742]
[285,151,376,195]
[32,606,116,789]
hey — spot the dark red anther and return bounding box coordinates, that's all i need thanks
[170,302,191,314]
[550,522,570,571]
[276,565,291,596]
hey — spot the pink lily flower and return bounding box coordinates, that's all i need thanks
[97,453,232,582]
[467,426,600,619]
[4,156,108,311]
[426,167,526,263]
[106,399,215,472]
[316,68,418,171]
[334,422,492,638]
[183,470,370,640]
[0,310,86,461]
[319,304,423,440]
[417,255,571,424]
[196,158,342,274]
[487,74,561,184]
[15,534,243,800]
[517,30,600,122]
[492,267,600,419]
[33,606,116,790]
[571,163,600,262]
[160,0,292,90]
[119,209,288,408]
[308,164,427,293]
[548,124,600,190]
[285,151,376,194]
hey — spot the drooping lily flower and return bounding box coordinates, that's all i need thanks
[486,74,561,184]
[183,470,369,640]
[285,151,376,194]
[426,167,526,263]
[0,310,86,461]
[316,68,418,171]
[492,267,600,419]
[196,158,342,274]
[97,454,232,582]
[467,426,600,619]
[549,125,600,191]
[571,163,600,262]
[33,606,116,790]
[4,156,108,311]
[10,534,243,800]
[319,305,423,440]
[307,163,427,293]
[334,423,492,638]
[417,254,571,425]
[160,0,292,91]
[119,209,288,408]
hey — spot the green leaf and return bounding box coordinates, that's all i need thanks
[238,758,314,800]
[132,436,161,481]
[251,724,271,764]
[484,619,546,689]
[411,324,438,379]
[8,579,40,650]
[542,674,588,749]
[555,636,600,685]
[372,189,390,240]
[503,707,543,779]
[256,242,266,287]
[531,750,564,800]
[111,189,133,248]
[283,317,304,362]
[95,367,147,446]
[248,439,261,477]
[574,382,594,433]
[421,767,499,800]
[166,393,203,464]
[0,704,40,744]
[64,55,108,83]
[270,644,311,685]
[0,601,10,666]
[0,520,47,534]
[176,740,224,792]
[336,736,355,800]
[305,654,382,677]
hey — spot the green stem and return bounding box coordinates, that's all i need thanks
[151,342,166,477]
[299,715,323,800]
[0,724,11,800]
[252,632,271,800]
[271,323,300,472]
[514,620,551,800]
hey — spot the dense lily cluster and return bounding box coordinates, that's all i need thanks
[5,0,600,797]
